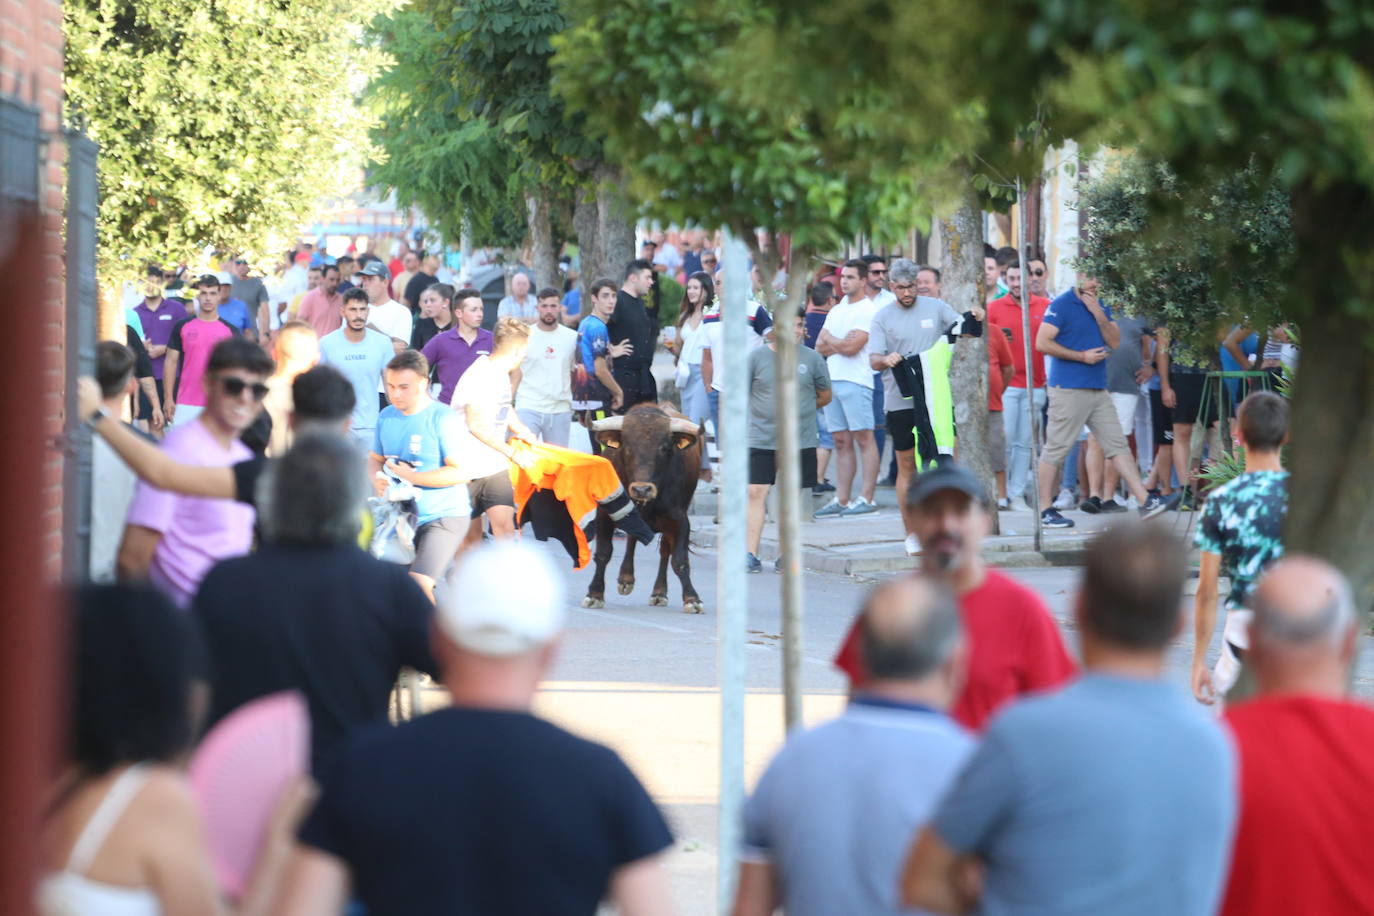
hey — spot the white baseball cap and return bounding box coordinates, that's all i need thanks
[215,270,234,286]
[436,540,566,656]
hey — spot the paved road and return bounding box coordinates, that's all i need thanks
[424,524,1374,912]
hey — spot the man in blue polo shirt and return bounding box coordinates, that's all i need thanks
[1033,277,1175,527]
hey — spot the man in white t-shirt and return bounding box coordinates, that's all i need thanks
[514,290,579,447]
[814,258,880,518]
[90,341,147,582]
[452,318,538,548]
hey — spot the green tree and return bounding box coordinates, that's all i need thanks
[365,8,527,251]
[397,0,629,293]
[745,0,1374,610]
[1075,155,1295,365]
[65,0,391,291]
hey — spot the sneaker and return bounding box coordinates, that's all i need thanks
[813,498,847,519]
[745,552,762,573]
[1139,490,1182,519]
[1041,508,1075,528]
[813,479,836,494]
[1079,496,1103,514]
[905,533,920,556]
[1099,499,1128,513]
[996,497,1012,511]
[840,497,879,517]
[1052,488,1077,510]
[1177,486,1197,512]
[773,555,783,573]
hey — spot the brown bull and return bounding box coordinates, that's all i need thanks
[581,403,704,613]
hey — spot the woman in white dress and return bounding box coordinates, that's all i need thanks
[673,272,714,478]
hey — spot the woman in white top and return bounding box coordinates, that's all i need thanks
[39,584,310,916]
[673,272,714,477]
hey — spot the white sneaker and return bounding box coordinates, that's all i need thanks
[996,497,1012,511]
[1052,488,1077,511]
[905,533,920,556]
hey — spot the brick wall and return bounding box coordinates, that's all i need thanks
[2,0,67,575]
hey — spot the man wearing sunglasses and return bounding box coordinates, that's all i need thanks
[118,337,274,607]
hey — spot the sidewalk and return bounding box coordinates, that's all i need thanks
[689,482,1205,576]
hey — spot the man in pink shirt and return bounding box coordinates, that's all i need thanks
[119,337,272,606]
[296,263,344,338]
[163,274,241,428]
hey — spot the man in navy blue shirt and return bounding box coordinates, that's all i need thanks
[1033,277,1175,527]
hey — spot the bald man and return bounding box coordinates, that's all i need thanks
[734,576,974,916]
[1218,557,1374,916]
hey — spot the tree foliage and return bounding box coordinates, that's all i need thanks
[552,0,941,258]
[365,8,527,248]
[1076,155,1294,363]
[65,0,391,279]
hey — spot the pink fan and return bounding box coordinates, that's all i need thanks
[188,691,309,899]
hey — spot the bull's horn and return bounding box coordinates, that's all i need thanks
[669,418,700,436]
[591,416,625,432]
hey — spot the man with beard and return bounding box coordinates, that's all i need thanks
[319,288,395,448]
[832,464,1076,731]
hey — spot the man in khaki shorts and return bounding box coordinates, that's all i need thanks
[1034,277,1177,528]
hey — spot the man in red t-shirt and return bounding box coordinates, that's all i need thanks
[833,463,1076,730]
[987,263,1049,508]
[1220,556,1374,916]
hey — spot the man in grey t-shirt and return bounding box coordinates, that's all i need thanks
[734,575,973,916]
[903,523,1236,916]
[1084,315,1155,512]
[745,311,831,572]
[868,258,983,554]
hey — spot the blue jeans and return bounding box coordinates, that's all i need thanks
[1061,438,1082,491]
[1001,386,1046,501]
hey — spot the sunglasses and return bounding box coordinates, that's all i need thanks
[869,268,887,275]
[1030,268,1046,276]
[218,376,270,401]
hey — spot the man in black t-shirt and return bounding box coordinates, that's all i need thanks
[193,433,437,777]
[607,258,659,411]
[276,540,674,916]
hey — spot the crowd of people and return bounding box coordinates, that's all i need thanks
[53,230,1329,914]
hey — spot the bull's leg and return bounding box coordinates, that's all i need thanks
[582,510,616,608]
[616,529,639,595]
[672,514,704,614]
[649,518,675,607]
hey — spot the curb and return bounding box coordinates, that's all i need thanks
[688,523,1090,576]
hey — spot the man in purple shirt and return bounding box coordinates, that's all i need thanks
[134,263,185,384]
[118,337,271,606]
[421,286,493,404]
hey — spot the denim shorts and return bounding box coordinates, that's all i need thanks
[822,380,876,432]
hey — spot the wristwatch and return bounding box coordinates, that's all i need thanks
[85,405,110,427]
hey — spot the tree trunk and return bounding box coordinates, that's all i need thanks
[524,188,558,290]
[593,160,635,292]
[572,185,599,315]
[1284,183,1374,619]
[940,187,998,532]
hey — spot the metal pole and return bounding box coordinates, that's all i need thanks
[773,266,803,732]
[716,231,750,914]
[1017,179,1043,552]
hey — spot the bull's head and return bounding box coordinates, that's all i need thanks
[593,407,700,504]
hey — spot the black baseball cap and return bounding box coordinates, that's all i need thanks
[907,463,991,509]
[358,261,389,278]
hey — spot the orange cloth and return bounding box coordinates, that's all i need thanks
[509,440,624,569]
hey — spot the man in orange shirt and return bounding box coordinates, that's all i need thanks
[987,261,1049,509]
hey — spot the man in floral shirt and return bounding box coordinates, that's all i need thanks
[1191,391,1290,705]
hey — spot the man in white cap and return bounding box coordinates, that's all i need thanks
[276,540,675,916]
